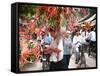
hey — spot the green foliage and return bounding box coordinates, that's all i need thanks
[19,5,95,28]
[19,4,36,17]
[89,8,96,16]
[48,17,58,27]
[26,54,36,62]
[28,43,34,49]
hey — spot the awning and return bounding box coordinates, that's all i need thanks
[78,14,96,26]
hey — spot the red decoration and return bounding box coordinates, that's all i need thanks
[80,8,88,15]
[29,19,36,31]
[43,26,50,38]
[37,25,43,37]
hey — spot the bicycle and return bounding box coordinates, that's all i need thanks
[77,42,87,68]
[80,44,87,67]
[41,53,50,71]
[89,42,96,58]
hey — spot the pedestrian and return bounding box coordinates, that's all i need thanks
[73,31,82,64]
[63,31,72,69]
[49,28,64,71]
[88,27,96,56]
[41,33,52,66]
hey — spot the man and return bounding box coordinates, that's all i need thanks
[49,29,64,71]
[81,28,89,52]
[63,31,72,69]
[88,27,96,56]
[43,34,52,45]
[41,32,52,66]
[73,31,82,64]
[89,27,96,45]
[81,28,89,40]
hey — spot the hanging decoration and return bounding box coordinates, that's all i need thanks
[19,5,92,65]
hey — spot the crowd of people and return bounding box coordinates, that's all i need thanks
[19,17,96,70]
[41,25,96,70]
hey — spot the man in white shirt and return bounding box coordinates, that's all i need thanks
[49,29,64,70]
[50,38,63,62]
[73,31,82,64]
[90,30,96,42]
[88,27,96,56]
[81,29,89,40]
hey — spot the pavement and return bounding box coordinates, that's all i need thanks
[20,61,42,71]
[20,53,96,71]
[69,53,96,68]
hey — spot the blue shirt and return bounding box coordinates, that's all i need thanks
[44,36,52,45]
[63,37,72,55]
